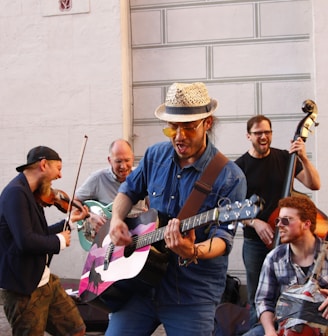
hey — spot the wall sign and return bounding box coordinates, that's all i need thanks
[41,0,90,16]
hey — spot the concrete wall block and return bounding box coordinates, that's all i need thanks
[131,10,162,45]
[133,46,207,82]
[133,86,164,119]
[167,4,254,43]
[212,121,249,156]
[213,41,312,78]
[131,0,192,6]
[227,230,245,282]
[260,0,311,37]
[261,80,314,117]
[207,82,256,119]
[133,124,166,157]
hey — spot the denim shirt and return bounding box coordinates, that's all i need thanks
[119,140,247,305]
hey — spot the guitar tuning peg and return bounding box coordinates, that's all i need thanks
[233,201,242,209]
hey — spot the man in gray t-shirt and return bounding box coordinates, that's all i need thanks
[75,139,147,233]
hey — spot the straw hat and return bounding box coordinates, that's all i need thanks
[154,82,218,122]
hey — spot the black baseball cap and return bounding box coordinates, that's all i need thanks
[16,146,62,172]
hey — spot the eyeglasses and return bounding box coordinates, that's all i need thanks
[249,130,272,137]
[162,119,204,138]
[274,217,292,226]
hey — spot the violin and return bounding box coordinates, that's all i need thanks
[35,188,82,214]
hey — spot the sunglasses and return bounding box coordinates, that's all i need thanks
[274,217,292,226]
[162,119,204,138]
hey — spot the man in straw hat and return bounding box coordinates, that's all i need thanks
[0,146,89,335]
[106,82,247,335]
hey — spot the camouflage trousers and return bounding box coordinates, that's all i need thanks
[1,273,85,336]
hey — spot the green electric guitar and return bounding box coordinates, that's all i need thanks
[76,200,112,251]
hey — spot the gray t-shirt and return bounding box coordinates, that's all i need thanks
[75,167,146,212]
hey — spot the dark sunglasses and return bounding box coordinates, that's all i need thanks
[274,217,291,226]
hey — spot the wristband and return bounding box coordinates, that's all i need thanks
[178,245,199,267]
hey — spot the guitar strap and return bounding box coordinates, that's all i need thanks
[177,151,229,220]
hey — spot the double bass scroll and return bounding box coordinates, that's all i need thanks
[280,100,318,199]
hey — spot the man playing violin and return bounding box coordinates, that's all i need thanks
[0,146,89,336]
[243,196,328,336]
[235,115,321,328]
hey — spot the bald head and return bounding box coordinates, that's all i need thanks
[108,139,134,182]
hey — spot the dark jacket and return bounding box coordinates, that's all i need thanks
[0,173,65,294]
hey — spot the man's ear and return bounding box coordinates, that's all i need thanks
[303,219,312,231]
[39,159,48,172]
[204,116,213,131]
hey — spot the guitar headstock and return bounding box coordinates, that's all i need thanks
[218,194,264,223]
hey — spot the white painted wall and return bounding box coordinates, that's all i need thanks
[0,0,127,278]
[0,0,327,283]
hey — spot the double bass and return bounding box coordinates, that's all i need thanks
[272,101,328,335]
[269,100,328,246]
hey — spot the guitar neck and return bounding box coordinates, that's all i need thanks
[134,208,219,250]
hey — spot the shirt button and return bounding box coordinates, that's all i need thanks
[177,174,181,179]
[171,195,175,199]
[152,192,156,196]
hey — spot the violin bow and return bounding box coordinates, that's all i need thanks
[64,135,88,230]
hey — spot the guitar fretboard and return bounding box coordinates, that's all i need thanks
[134,208,219,249]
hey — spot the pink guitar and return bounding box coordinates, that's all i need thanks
[79,195,263,312]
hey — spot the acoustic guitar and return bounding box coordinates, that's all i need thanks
[269,100,328,247]
[78,195,263,312]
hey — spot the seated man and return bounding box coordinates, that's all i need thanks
[243,196,328,336]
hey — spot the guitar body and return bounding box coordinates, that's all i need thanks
[76,200,112,251]
[79,209,159,308]
[78,195,263,312]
